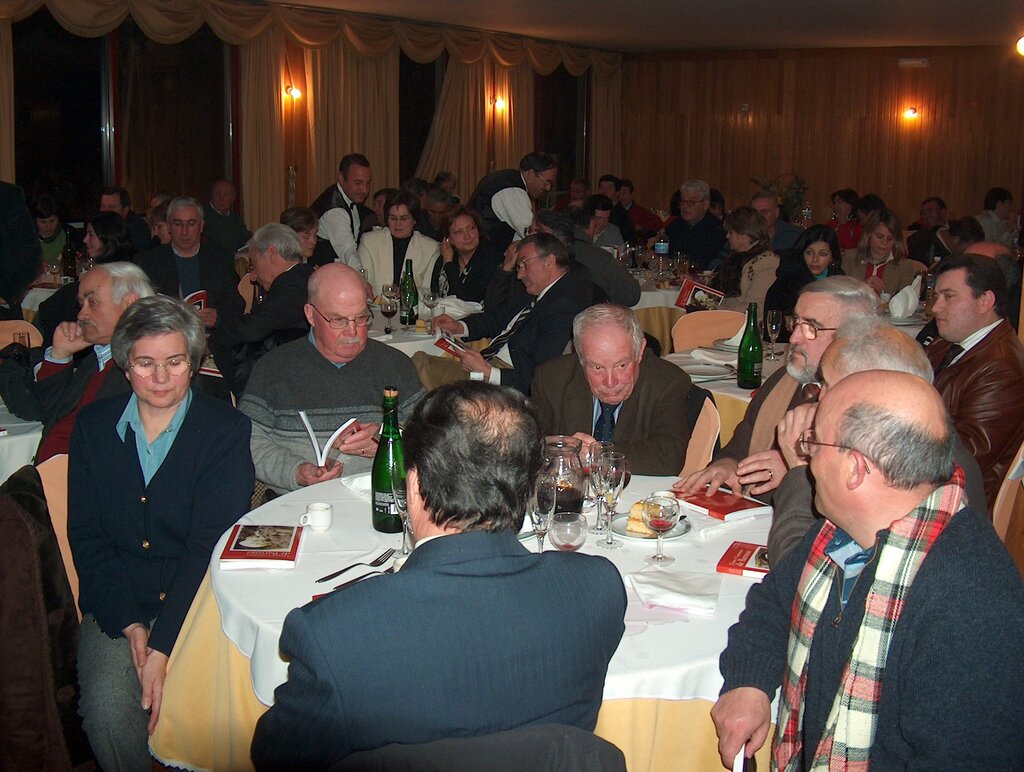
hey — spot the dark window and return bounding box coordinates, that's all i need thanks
[398,52,439,183]
[534,64,584,192]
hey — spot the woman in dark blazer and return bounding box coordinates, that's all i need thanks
[430,204,501,303]
[764,224,845,342]
[69,295,254,771]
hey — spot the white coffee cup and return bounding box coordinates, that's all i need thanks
[300,502,333,531]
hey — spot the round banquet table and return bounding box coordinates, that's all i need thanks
[632,287,679,310]
[150,474,775,771]
[21,283,59,322]
[0,399,42,482]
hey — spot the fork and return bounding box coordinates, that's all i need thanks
[333,566,395,591]
[315,548,395,583]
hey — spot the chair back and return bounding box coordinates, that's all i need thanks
[680,395,721,477]
[992,441,1024,579]
[36,454,78,620]
[671,309,745,351]
[0,319,43,348]
[238,275,255,314]
[634,306,684,356]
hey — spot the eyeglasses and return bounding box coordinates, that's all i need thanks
[129,357,191,378]
[310,304,374,330]
[785,316,838,341]
[797,431,869,473]
[516,254,543,272]
[680,198,703,207]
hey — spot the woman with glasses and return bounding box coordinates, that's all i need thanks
[429,205,501,303]
[356,191,439,296]
[69,295,254,771]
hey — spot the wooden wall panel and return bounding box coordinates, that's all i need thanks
[619,47,1024,229]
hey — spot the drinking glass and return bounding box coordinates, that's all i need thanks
[13,332,30,348]
[595,451,625,551]
[390,459,412,557]
[380,297,398,334]
[529,475,556,553]
[642,495,680,566]
[381,283,399,301]
[548,511,586,552]
[421,290,439,324]
[541,436,585,515]
[765,310,783,361]
[398,292,414,331]
[46,260,61,287]
[583,440,613,520]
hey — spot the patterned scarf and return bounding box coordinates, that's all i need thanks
[773,467,966,771]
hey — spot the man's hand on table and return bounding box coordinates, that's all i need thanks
[674,458,740,497]
[777,403,818,470]
[51,321,92,360]
[735,450,787,496]
[296,460,343,486]
[332,421,380,459]
[711,687,771,766]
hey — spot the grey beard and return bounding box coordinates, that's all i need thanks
[786,356,817,384]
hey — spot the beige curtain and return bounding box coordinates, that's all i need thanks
[589,64,622,181]
[415,57,488,197]
[306,37,399,197]
[239,26,286,229]
[0,21,14,180]
[493,59,534,170]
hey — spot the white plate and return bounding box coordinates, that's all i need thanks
[890,316,923,327]
[610,514,692,540]
[713,339,740,352]
[680,364,733,382]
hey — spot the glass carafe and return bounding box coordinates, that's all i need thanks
[541,436,585,515]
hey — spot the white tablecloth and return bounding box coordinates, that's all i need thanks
[210,474,770,707]
[366,312,439,358]
[633,287,679,310]
[0,401,42,482]
[21,284,59,314]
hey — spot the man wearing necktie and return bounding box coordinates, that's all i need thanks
[924,253,1024,508]
[421,233,592,395]
[310,153,372,269]
[530,304,694,476]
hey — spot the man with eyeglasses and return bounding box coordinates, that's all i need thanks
[713,371,1024,769]
[469,152,558,254]
[207,223,313,394]
[664,179,727,270]
[135,196,243,331]
[239,263,424,493]
[676,276,875,500]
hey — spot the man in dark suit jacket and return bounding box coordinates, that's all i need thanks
[0,180,42,319]
[251,382,627,770]
[134,196,243,330]
[207,224,311,394]
[421,233,593,394]
[531,304,693,476]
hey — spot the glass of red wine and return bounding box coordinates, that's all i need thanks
[380,297,398,335]
[642,495,680,566]
[548,511,586,552]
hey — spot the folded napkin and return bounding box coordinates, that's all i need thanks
[623,584,689,625]
[341,472,373,502]
[691,348,736,365]
[888,275,922,319]
[723,315,746,346]
[628,568,720,616]
[439,297,483,320]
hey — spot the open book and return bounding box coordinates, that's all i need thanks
[434,329,469,356]
[299,412,357,467]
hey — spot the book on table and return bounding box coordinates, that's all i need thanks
[219,524,303,569]
[675,487,773,521]
[717,541,770,578]
[299,411,357,467]
[675,278,724,311]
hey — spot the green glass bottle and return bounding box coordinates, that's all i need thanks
[371,387,404,533]
[736,302,763,389]
[399,258,418,327]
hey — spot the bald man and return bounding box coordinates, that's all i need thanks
[239,263,425,492]
[765,316,987,564]
[713,371,1024,769]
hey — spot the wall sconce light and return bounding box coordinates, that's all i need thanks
[903,107,919,119]
[490,97,506,111]
[286,85,302,99]
[1016,36,1024,56]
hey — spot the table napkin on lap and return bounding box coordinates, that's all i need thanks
[628,568,720,615]
[888,274,922,318]
[439,297,483,320]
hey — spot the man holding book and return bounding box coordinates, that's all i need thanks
[239,263,424,492]
[713,371,1024,768]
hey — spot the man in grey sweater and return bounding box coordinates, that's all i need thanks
[239,264,424,492]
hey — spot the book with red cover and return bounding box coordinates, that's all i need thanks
[675,487,773,521]
[675,278,725,311]
[434,330,468,356]
[717,541,770,578]
[184,290,208,311]
[219,524,303,569]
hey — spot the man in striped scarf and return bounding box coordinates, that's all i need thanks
[712,371,1024,770]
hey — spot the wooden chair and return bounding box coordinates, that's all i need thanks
[680,395,721,478]
[0,319,43,348]
[671,309,745,352]
[635,306,684,356]
[992,440,1024,579]
[238,275,255,314]
[36,454,79,620]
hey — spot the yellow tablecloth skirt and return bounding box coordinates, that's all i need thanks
[151,573,773,771]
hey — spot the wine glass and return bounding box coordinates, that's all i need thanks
[595,451,625,551]
[765,310,783,361]
[380,297,398,334]
[46,260,61,287]
[548,511,586,552]
[390,459,412,557]
[421,290,439,325]
[381,283,399,302]
[529,475,556,553]
[398,291,414,331]
[642,495,680,566]
[583,440,613,520]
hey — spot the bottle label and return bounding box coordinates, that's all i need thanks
[654,242,669,256]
